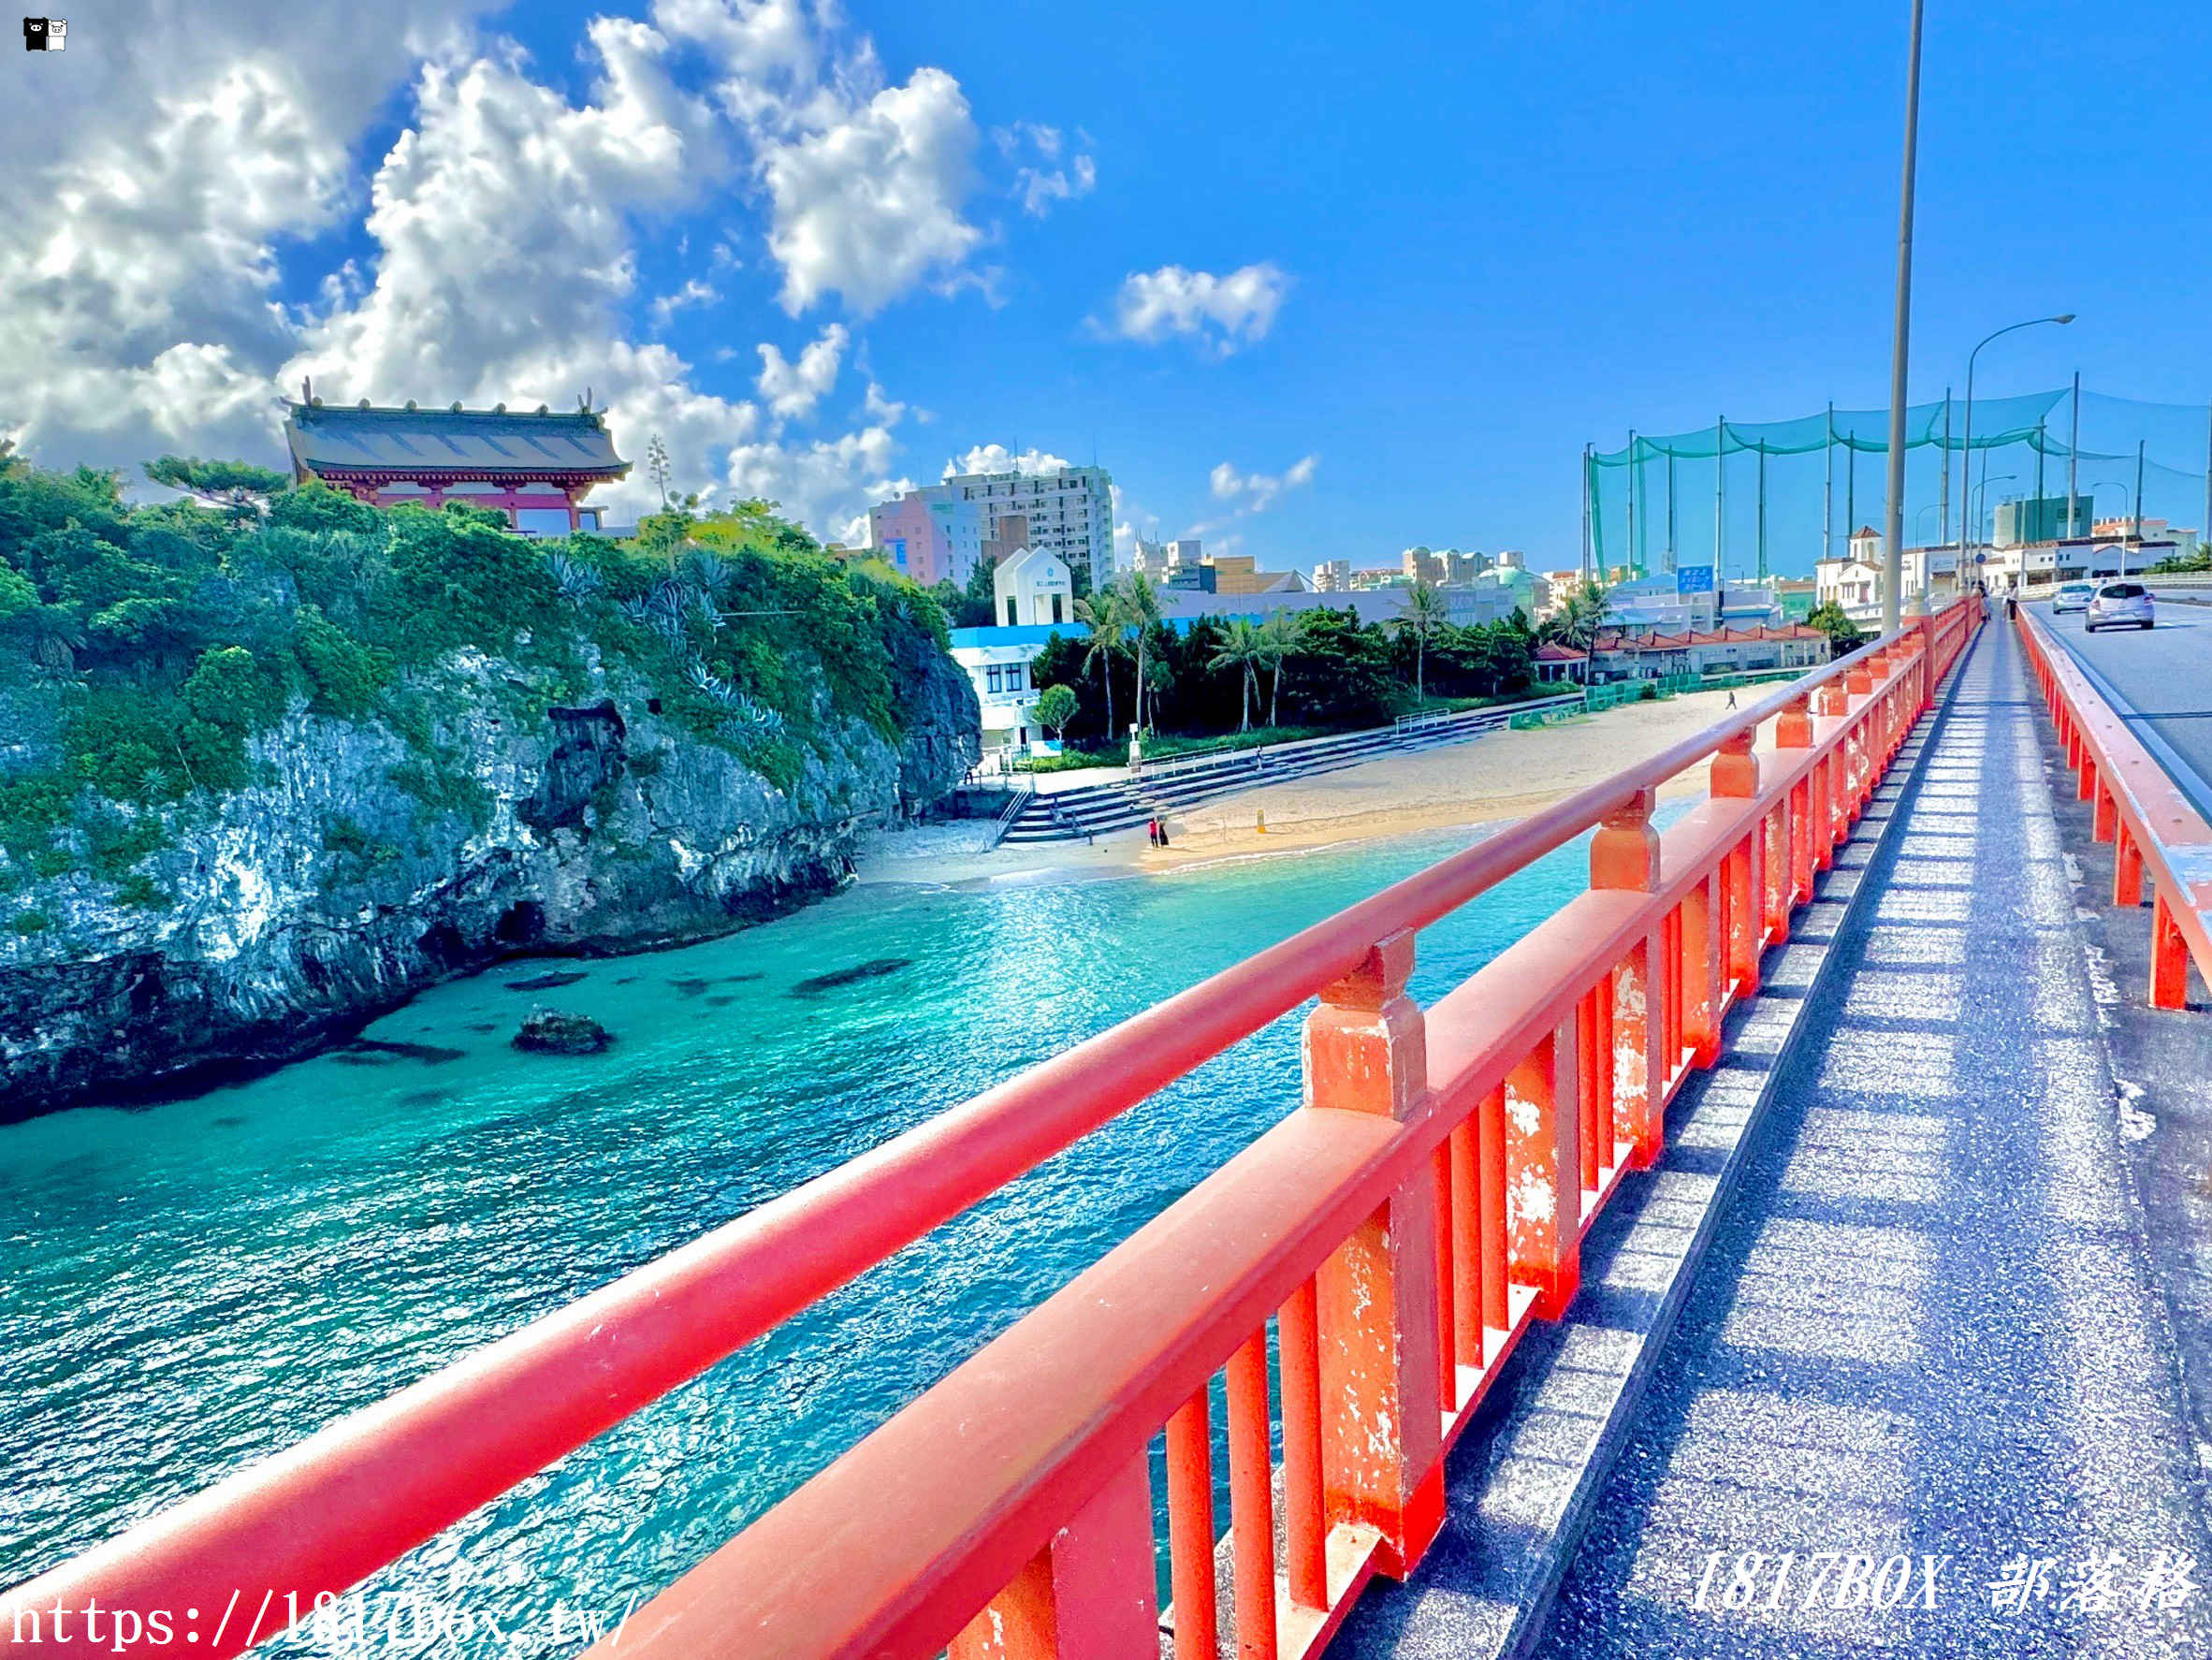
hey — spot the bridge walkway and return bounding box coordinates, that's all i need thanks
[1354,620,2212,1657]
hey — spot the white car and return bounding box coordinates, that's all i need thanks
[2053,582,2095,614]
[2085,581,2155,632]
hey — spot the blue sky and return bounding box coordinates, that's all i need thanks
[9,0,2212,575]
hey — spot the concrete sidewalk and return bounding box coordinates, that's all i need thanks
[1523,619,2212,1656]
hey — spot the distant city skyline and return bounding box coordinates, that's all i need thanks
[7,0,2210,580]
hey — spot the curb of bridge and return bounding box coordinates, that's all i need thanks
[1333,625,1987,1660]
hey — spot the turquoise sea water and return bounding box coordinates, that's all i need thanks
[1,820,1634,1652]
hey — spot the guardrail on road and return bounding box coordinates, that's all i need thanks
[2016,608,2212,1009]
[1,600,1985,1660]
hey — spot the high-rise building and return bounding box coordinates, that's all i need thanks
[1402,546,1446,586]
[1312,559,1351,592]
[867,488,984,587]
[943,463,1115,586]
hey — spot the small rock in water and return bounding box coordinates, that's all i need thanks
[726,972,764,983]
[465,1022,499,1035]
[512,1007,615,1056]
[706,995,735,1008]
[505,970,588,992]
[668,977,712,997]
[790,957,911,997]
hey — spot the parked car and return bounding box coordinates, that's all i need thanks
[2053,581,2096,614]
[2085,581,2155,632]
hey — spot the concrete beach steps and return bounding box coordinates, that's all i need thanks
[997,699,1567,843]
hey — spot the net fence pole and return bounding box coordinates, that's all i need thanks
[1757,442,1768,580]
[1666,450,1677,570]
[1940,389,1952,546]
[1882,0,1924,632]
[2135,438,2145,543]
[1625,430,1638,579]
[2203,402,2210,559]
[1580,444,1594,583]
[1824,402,1835,563]
[2035,419,2045,526]
[1714,416,1726,575]
[2068,371,2081,537]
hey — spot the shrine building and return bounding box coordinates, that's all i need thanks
[282,390,630,536]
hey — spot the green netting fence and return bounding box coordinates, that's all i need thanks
[1584,386,2212,581]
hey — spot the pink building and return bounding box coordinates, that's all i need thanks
[867,488,984,588]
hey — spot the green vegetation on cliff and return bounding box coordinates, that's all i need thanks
[0,454,953,889]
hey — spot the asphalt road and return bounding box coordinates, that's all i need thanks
[2028,590,2212,815]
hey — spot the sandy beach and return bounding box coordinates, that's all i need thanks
[855,685,1767,888]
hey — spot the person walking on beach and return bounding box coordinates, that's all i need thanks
[1147,816,1160,849]
[1725,690,1738,710]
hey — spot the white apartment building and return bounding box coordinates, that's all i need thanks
[948,626,1054,757]
[1311,559,1351,592]
[945,464,1115,585]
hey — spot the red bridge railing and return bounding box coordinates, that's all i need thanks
[2016,606,2212,1008]
[2,599,1983,1660]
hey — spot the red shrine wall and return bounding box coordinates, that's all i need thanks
[311,475,592,531]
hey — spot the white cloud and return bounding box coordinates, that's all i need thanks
[1104,262,1290,357]
[1209,453,1318,513]
[946,444,1072,478]
[750,66,983,316]
[994,121,1095,217]
[724,423,904,532]
[0,0,502,471]
[650,277,721,326]
[0,0,1015,539]
[754,323,848,420]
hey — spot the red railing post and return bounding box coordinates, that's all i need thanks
[1303,931,1444,1579]
[1277,1281,1328,1613]
[2093,779,2118,844]
[949,1454,1158,1660]
[1680,873,1722,1069]
[1777,692,1814,905]
[1711,729,1763,1000]
[1226,1333,1279,1660]
[1165,1390,1218,1660]
[1591,787,1664,1168]
[1504,1025,1581,1319]
[2115,826,2144,909]
[2152,896,2192,1010]
[1915,612,1938,710]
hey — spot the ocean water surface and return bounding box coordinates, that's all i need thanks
[1,817,1651,1651]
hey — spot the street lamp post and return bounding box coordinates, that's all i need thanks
[1959,313,2074,580]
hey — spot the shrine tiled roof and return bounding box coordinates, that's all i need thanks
[284,400,629,479]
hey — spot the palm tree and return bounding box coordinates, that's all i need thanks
[1395,580,1449,705]
[1538,578,1608,652]
[1209,618,1268,732]
[1113,570,1164,733]
[1073,590,1122,742]
[1259,609,1302,728]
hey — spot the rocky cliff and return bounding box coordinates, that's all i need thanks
[0,643,978,1119]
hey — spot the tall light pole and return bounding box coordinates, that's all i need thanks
[1973,473,2016,584]
[1882,0,1926,633]
[1960,313,2074,578]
